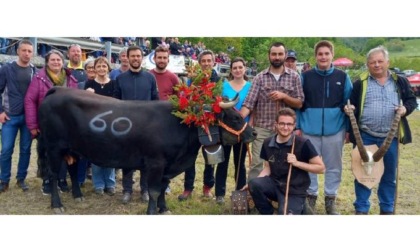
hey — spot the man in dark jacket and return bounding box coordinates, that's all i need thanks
[178,50,221,201]
[348,45,417,215]
[0,39,37,192]
[113,45,158,204]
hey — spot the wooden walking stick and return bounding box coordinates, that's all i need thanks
[283,135,296,215]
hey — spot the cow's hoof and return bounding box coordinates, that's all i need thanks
[74,197,85,202]
[53,207,65,214]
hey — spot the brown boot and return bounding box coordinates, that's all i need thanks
[304,195,317,215]
[325,196,339,215]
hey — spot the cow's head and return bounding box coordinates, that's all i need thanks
[217,94,257,145]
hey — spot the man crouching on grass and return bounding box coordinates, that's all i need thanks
[243,108,325,215]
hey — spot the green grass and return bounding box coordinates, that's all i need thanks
[391,39,420,58]
[1,109,420,215]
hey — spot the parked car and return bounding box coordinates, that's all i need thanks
[389,67,405,76]
[403,69,416,77]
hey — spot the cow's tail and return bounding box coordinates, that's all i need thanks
[36,135,51,179]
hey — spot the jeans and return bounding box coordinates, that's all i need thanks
[249,176,305,215]
[215,142,247,197]
[91,163,115,190]
[183,148,215,191]
[0,115,32,183]
[354,132,398,213]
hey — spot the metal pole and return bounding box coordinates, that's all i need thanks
[105,41,112,62]
[29,37,38,56]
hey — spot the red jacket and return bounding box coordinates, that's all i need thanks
[24,67,78,131]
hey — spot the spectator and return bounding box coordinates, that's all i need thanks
[113,45,159,204]
[24,49,78,195]
[0,40,37,193]
[347,46,417,215]
[296,40,353,215]
[240,42,304,184]
[214,57,252,204]
[84,57,116,196]
[246,108,325,215]
[178,50,221,201]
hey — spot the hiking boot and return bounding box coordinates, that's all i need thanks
[178,190,192,201]
[203,185,213,198]
[122,192,132,204]
[95,188,104,195]
[141,191,149,202]
[16,179,29,192]
[58,179,70,193]
[0,181,9,193]
[304,195,317,215]
[216,196,225,205]
[41,180,51,195]
[105,187,115,196]
[325,196,339,215]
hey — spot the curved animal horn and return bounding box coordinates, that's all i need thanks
[372,108,403,162]
[219,93,239,109]
[345,100,369,162]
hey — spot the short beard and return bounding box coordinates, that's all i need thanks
[129,63,141,71]
[270,60,284,68]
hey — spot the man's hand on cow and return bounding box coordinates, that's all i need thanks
[0,112,10,123]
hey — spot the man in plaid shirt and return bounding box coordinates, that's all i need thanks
[240,42,304,182]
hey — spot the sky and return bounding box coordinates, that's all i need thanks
[1,1,419,251]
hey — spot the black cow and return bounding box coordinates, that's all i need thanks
[37,87,256,214]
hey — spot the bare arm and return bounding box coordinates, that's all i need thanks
[287,154,325,174]
[257,161,271,177]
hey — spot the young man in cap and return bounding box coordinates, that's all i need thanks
[285,50,298,72]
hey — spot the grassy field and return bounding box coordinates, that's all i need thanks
[1,110,419,215]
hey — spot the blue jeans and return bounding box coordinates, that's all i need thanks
[0,115,32,182]
[353,132,398,213]
[91,163,115,190]
[77,158,88,184]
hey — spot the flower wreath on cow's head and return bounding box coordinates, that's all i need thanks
[169,64,223,139]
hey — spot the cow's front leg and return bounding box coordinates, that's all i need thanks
[145,158,165,215]
[48,152,65,214]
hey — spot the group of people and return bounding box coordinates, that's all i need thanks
[0,39,417,215]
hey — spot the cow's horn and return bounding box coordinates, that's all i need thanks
[372,109,402,162]
[219,93,239,109]
[346,100,370,162]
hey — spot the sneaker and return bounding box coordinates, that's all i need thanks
[58,179,70,193]
[216,196,225,205]
[95,188,104,195]
[122,192,132,204]
[16,179,29,192]
[141,191,149,202]
[105,187,115,196]
[203,185,213,198]
[0,181,9,193]
[178,190,192,201]
[41,180,51,195]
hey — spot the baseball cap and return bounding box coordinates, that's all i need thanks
[287,50,297,60]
